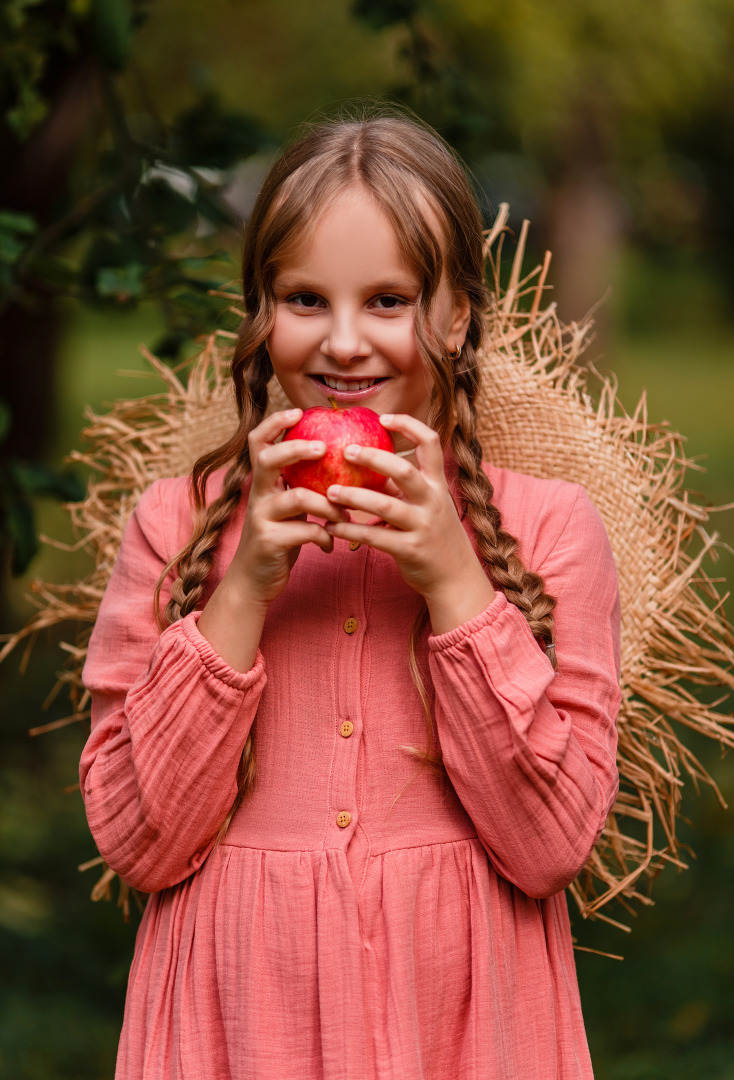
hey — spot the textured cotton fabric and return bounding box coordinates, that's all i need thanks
[81,460,621,1080]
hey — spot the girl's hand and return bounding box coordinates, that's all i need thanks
[324,414,495,635]
[228,409,350,608]
[198,408,351,672]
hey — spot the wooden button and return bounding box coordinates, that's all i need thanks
[343,617,358,635]
[336,811,352,829]
[339,720,354,738]
[349,541,361,551]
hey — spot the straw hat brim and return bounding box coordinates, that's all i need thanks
[3,206,733,929]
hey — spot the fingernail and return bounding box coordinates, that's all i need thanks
[344,444,358,460]
[286,409,301,419]
[310,441,325,452]
[380,414,394,424]
[327,485,341,498]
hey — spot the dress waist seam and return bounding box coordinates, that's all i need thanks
[217,833,480,854]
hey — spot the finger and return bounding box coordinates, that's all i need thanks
[325,484,414,531]
[269,487,351,524]
[248,408,303,453]
[341,443,426,500]
[272,520,335,553]
[259,438,327,473]
[379,413,445,472]
[251,438,325,496]
[324,519,405,557]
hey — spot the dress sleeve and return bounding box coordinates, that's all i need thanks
[428,485,621,899]
[80,479,266,894]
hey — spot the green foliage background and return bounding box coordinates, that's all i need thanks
[1,2,733,1077]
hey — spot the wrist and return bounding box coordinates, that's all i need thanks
[196,568,270,673]
[424,566,495,637]
[218,562,272,615]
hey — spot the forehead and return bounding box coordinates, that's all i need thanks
[275,183,445,279]
[273,192,397,283]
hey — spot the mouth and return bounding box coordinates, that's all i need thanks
[308,374,389,401]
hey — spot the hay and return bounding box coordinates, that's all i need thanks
[3,204,732,923]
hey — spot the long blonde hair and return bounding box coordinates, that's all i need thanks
[157,111,556,819]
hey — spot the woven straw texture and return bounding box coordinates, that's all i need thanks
[3,206,733,929]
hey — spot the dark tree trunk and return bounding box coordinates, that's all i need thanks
[1,62,99,461]
[544,97,625,355]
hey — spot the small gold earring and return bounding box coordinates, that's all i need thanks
[449,344,462,360]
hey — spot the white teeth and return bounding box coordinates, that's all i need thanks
[322,376,380,391]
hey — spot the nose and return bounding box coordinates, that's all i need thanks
[320,306,371,366]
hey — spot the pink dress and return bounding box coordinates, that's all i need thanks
[81,459,621,1080]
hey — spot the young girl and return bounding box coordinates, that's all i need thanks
[81,114,621,1080]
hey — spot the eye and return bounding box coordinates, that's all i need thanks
[287,292,324,309]
[371,294,410,311]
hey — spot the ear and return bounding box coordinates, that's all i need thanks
[448,290,472,351]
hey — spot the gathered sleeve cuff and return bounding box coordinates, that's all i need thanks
[428,486,621,899]
[80,479,266,894]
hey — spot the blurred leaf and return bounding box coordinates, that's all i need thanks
[0,211,36,236]
[0,233,26,265]
[173,95,268,168]
[0,210,37,290]
[150,330,185,359]
[352,0,419,30]
[166,285,220,318]
[1,493,37,576]
[191,186,236,229]
[29,253,78,287]
[0,0,83,140]
[0,454,84,575]
[82,233,143,283]
[9,462,85,502]
[176,252,229,273]
[95,262,146,301]
[135,176,198,234]
[90,0,133,71]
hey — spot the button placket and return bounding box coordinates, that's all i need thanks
[324,542,369,848]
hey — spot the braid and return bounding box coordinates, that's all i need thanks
[153,341,273,828]
[165,463,248,623]
[450,355,557,668]
[155,343,272,627]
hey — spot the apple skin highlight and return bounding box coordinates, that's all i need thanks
[282,405,395,496]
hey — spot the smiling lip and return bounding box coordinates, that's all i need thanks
[309,374,389,402]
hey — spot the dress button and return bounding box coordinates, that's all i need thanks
[339,720,354,738]
[349,541,361,551]
[343,617,358,635]
[336,811,352,829]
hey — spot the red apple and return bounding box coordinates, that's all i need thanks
[282,403,395,496]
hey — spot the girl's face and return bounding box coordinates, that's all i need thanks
[267,187,470,434]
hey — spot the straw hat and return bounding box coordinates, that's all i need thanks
[4,205,733,928]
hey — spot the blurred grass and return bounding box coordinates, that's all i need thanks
[1,260,733,1077]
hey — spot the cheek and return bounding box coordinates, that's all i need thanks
[375,318,422,364]
[267,314,310,366]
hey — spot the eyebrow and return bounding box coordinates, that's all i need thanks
[372,279,421,292]
[274,277,421,293]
